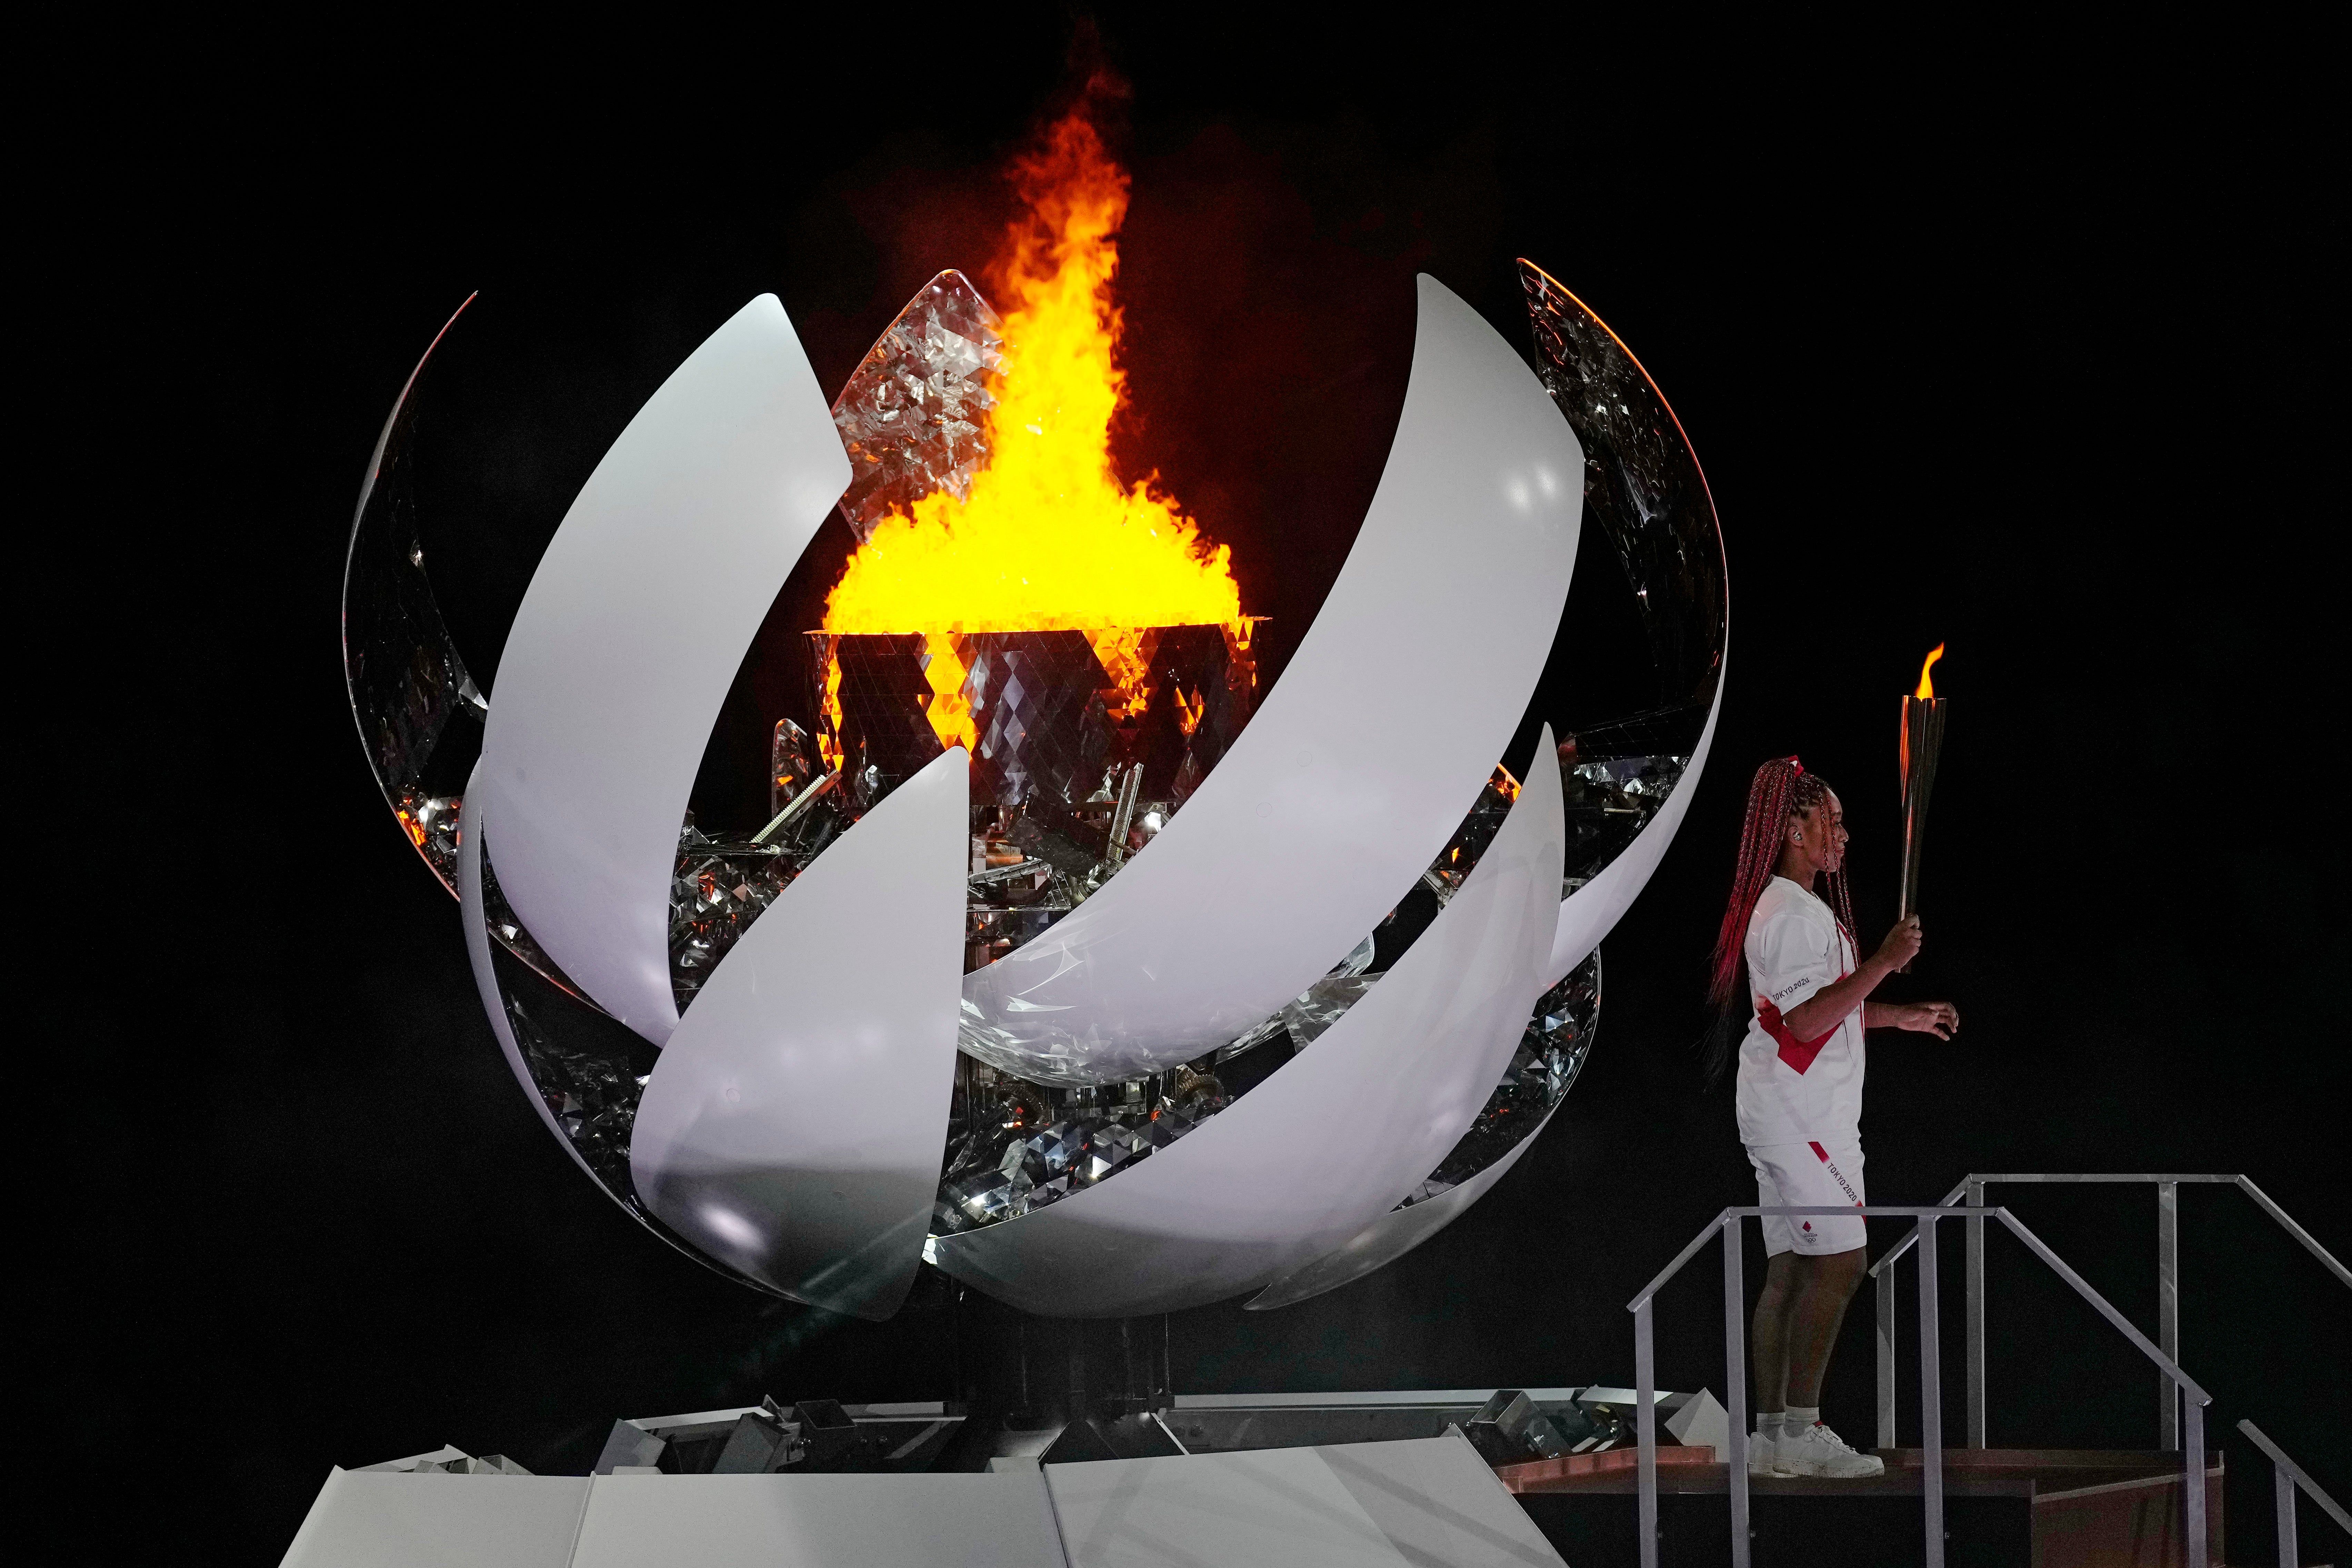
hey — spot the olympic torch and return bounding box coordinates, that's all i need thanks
[1897,644,1946,971]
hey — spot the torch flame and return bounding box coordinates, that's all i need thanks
[822,112,1241,643]
[1915,643,1945,701]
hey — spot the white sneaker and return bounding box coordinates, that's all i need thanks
[1774,1421,1885,1478]
[1746,1434,1789,1477]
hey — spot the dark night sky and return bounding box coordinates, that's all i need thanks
[32,17,2342,1563]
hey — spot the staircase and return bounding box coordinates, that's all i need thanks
[1610,1176,2348,1568]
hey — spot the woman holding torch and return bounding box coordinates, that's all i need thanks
[1705,756,1960,1477]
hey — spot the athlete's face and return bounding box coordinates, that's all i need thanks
[1792,790,1847,876]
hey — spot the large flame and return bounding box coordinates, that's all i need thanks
[1915,642,1945,701]
[822,113,1241,696]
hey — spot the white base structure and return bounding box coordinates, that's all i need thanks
[281,1432,1563,1568]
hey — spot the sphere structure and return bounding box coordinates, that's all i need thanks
[343,264,1727,1319]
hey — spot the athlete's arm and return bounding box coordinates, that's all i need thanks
[1866,1000,1960,1039]
[1778,917,1921,1039]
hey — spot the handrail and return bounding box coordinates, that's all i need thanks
[1868,1174,2349,1284]
[1624,1204,2213,1568]
[2237,1419,2352,1566]
[2232,1178,2352,1287]
[1985,1210,2209,1399]
[1866,1173,2345,1451]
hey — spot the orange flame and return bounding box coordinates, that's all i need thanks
[1915,643,1945,701]
[822,112,1241,658]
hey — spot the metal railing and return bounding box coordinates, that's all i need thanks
[1628,1204,2213,1568]
[2238,1419,2352,1567]
[1868,1174,2349,1451]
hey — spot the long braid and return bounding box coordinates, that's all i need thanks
[1702,757,1848,1084]
[1706,757,1806,1013]
[1823,851,1857,955]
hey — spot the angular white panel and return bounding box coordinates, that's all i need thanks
[933,730,1564,1317]
[629,748,968,1321]
[1244,1098,1565,1311]
[1315,1433,1568,1568]
[960,276,1581,1084]
[477,295,850,1046]
[1544,674,1725,985]
[279,1469,592,1568]
[1047,1446,1397,1567]
[1044,1435,1565,1568]
[571,1472,1064,1568]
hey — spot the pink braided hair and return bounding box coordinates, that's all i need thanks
[1703,756,1856,1081]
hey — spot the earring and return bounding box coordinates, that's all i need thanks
[1793,831,1804,843]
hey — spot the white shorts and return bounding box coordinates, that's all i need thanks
[1749,1140,1866,1257]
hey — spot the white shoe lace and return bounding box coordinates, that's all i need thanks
[1796,1422,1859,1455]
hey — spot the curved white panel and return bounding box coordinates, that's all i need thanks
[960,276,1582,1084]
[933,729,1565,1317]
[457,763,619,1202]
[1542,672,1725,986]
[1243,1097,1566,1311]
[629,748,968,1321]
[477,296,850,1046]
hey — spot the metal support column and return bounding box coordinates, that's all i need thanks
[2158,1180,2180,1450]
[1634,1298,1657,1568]
[1965,1178,1986,1447]
[1723,1216,1751,1568]
[2240,1419,2352,1557]
[2273,1461,2299,1568]
[2183,1396,2208,1568]
[1916,1218,1946,1568]
[1876,1262,1898,1451]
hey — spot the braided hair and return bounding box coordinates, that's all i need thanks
[1702,756,1856,1085]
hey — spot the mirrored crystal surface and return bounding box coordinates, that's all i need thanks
[665,785,863,1013]
[1280,975,1377,1048]
[932,1056,1230,1235]
[771,718,817,819]
[813,623,1258,821]
[1420,766,1526,905]
[341,299,488,899]
[1520,261,1726,712]
[831,270,1004,543]
[1558,749,1690,885]
[503,990,642,1200]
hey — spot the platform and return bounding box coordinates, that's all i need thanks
[1502,1448,2226,1568]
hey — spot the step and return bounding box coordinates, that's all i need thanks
[1499,1446,2221,1497]
[1502,1449,2227,1568]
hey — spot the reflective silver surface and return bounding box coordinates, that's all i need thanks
[340,293,486,901]
[1520,259,1726,724]
[339,294,598,1006]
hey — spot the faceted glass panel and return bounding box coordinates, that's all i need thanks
[831,270,1004,543]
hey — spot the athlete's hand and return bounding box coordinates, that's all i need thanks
[1884,1001,1959,1039]
[1874,916,1923,971]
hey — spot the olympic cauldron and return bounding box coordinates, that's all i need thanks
[342,263,1727,1321]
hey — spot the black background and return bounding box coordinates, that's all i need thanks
[34,15,2342,1563]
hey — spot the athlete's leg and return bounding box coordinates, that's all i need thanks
[1783,1245,1867,1406]
[1751,1249,1802,1417]
[1748,1151,1800,1419]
